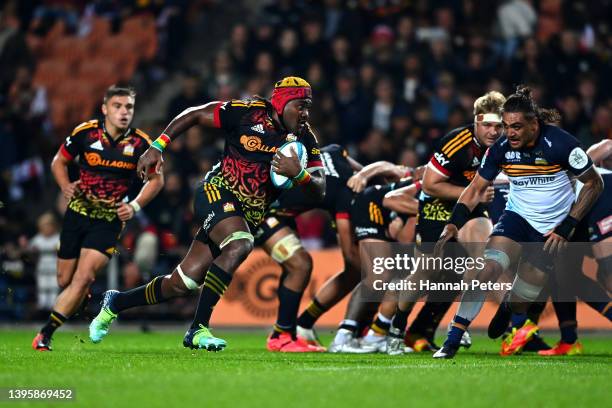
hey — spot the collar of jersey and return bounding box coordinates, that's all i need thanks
[102,122,131,144]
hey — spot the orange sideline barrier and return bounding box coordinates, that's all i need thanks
[213,249,611,330]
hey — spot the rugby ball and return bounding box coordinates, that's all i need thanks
[270,141,308,189]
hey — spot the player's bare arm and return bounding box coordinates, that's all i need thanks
[422,166,493,202]
[51,149,80,200]
[347,161,412,193]
[137,102,219,178]
[117,172,165,221]
[382,184,420,215]
[434,173,493,255]
[586,139,612,167]
[544,166,604,254]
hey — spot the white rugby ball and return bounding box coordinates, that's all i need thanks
[270,141,308,189]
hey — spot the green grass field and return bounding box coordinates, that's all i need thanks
[1,329,611,408]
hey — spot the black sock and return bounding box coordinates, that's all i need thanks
[297,298,327,329]
[339,319,358,333]
[40,311,67,337]
[526,301,546,324]
[560,322,578,344]
[271,285,303,338]
[190,264,232,329]
[370,314,391,335]
[111,275,166,314]
[391,307,410,333]
[553,302,578,343]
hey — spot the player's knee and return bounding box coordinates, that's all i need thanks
[170,265,200,296]
[479,248,510,281]
[510,275,543,302]
[220,238,253,268]
[71,273,95,291]
[284,249,313,280]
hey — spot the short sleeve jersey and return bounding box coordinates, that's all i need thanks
[422,124,485,203]
[206,99,322,227]
[59,119,152,221]
[478,124,593,233]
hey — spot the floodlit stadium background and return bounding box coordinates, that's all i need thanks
[1,0,610,329]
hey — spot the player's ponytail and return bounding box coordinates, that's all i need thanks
[502,84,561,125]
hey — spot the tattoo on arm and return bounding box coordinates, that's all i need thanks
[570,167,604,221]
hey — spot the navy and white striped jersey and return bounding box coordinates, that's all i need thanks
[479,124,593,233]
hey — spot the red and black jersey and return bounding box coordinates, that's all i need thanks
[427,124,484,187]
[206,99,322,227]
[59,119,152,221]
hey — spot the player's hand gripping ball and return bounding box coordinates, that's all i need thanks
[270,141,308,189]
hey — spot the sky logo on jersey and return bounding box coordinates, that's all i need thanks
[511,176,556,186]
[434,152,449,166]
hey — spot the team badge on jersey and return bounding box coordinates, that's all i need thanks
[223,202,235,212]
[286,133,297,142]
[535,157,548,165]
[266,217,279,228]
[123,145,134,156]
[568,147,589,170]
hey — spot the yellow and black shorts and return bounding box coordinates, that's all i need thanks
[350,186,392,242]
[193,181,249,246]
[415,197,488,253]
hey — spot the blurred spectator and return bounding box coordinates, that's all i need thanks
[370,76,406,134]
[204,50,240,99]
[332,69,370,145]
[496,0,537,59]
[228,23,252,77]
[576,74,600,120]
[27,212,60,312]
[167,70,208,120]
[275,28,302,77]
[0,5,34,92]
[299,15,326,68]
[558,93,587,138]
[429,73,459,125]
[587,106,612,146]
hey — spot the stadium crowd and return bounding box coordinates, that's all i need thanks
[1,0,611,321]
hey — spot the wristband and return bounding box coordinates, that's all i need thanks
[448,203,471,230]
[151,134,171,152]
[293,168,311,185]
[129,201,141,213]
[553,215,578,240]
